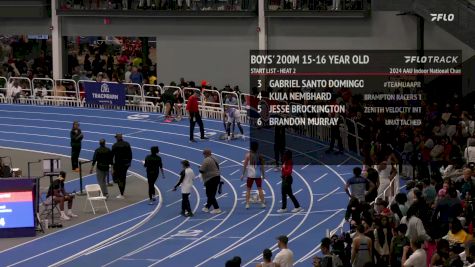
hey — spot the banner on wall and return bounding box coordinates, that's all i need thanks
[84,82,126,106]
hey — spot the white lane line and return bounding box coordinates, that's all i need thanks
[217,193,228,199]
[337,157,351,167]
[313,173,328,183]
[210,169,313,266]
[313,191,345,196]
[220,160,228,165]
[230,169,240,175]
[6,213,149,267]
[300,164,310,170]
[0,146,161,264]
[126,130,145,136]
[127,212,227,258]
[338,172,352,176]
[0,137,196,266]
[165,199,182,208]
[240,183,246,187]
[268,209,344,216]
[277,180,282,185]
[146,172,241,267]
[296,218,346,263]
[0,113,318,265]
[317,187,341,202]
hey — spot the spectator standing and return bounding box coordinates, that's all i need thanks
[464,140,475,164]
[199,149,222,214]
[129,66,143,84]
[277,150,302,213]
[92,53,105,76]
[373,216,392,265]
[351,224,372,267]
[186,91,207,142]
[173,160,195,217]
[431,187,462,238]
[241,141,266,209]
[345,167,374,203]
[274,235,294,267]
[402,238,427,267]
[70,121,83,172]
[400,205,431,241]
[90,139,112,197]
[430,239,450,267]
[315,237,343,267]
[124,65,132,83]
[326,113,344,154]
[143,146,165,205]
[83,54,92,74]
[257,248,280,267]
[390,224,409,267]
[112,133,133,199]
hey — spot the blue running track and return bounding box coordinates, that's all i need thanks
[0,104,360,267]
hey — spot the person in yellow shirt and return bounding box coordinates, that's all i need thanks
[446,218,472,246]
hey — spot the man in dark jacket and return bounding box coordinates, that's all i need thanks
[143,146,165,204]
[112,133,132,199]
[90,139,113,197]
[70,121,83,172]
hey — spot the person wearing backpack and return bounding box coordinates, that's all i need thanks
[241,141,266,209]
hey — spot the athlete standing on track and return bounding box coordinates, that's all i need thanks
[277,150,302,213]
[143,146,165,205]
[112,133,133,199]
[224,106,244,140]
[241,141,266,209]
[70,121,83,172]
[173,160,195,217]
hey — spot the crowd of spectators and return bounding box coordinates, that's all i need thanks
[295,73,475,266]
[59,0,256,11]
[57,0,369,11]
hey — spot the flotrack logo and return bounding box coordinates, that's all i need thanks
[430,13,455,22]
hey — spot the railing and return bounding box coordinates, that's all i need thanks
[0,76,365,157]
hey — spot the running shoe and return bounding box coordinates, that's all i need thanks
[261,202,266,208]
[116,195,125,199]
[245,203,250,209]
[210,209,222,214]
[292,207,303,213]
[277,208,287,213]
[202,207,209,212]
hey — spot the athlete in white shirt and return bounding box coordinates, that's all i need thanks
[274,235,294,267]
[173,160,196,217]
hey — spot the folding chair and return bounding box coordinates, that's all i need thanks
[84,184,109,214]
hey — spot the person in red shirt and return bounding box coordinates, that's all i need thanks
[277,150,302,213]
[186,91,207,142]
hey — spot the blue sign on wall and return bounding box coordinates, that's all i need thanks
[84,82,126,106]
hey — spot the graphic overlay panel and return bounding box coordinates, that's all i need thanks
[249,50,464,165]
